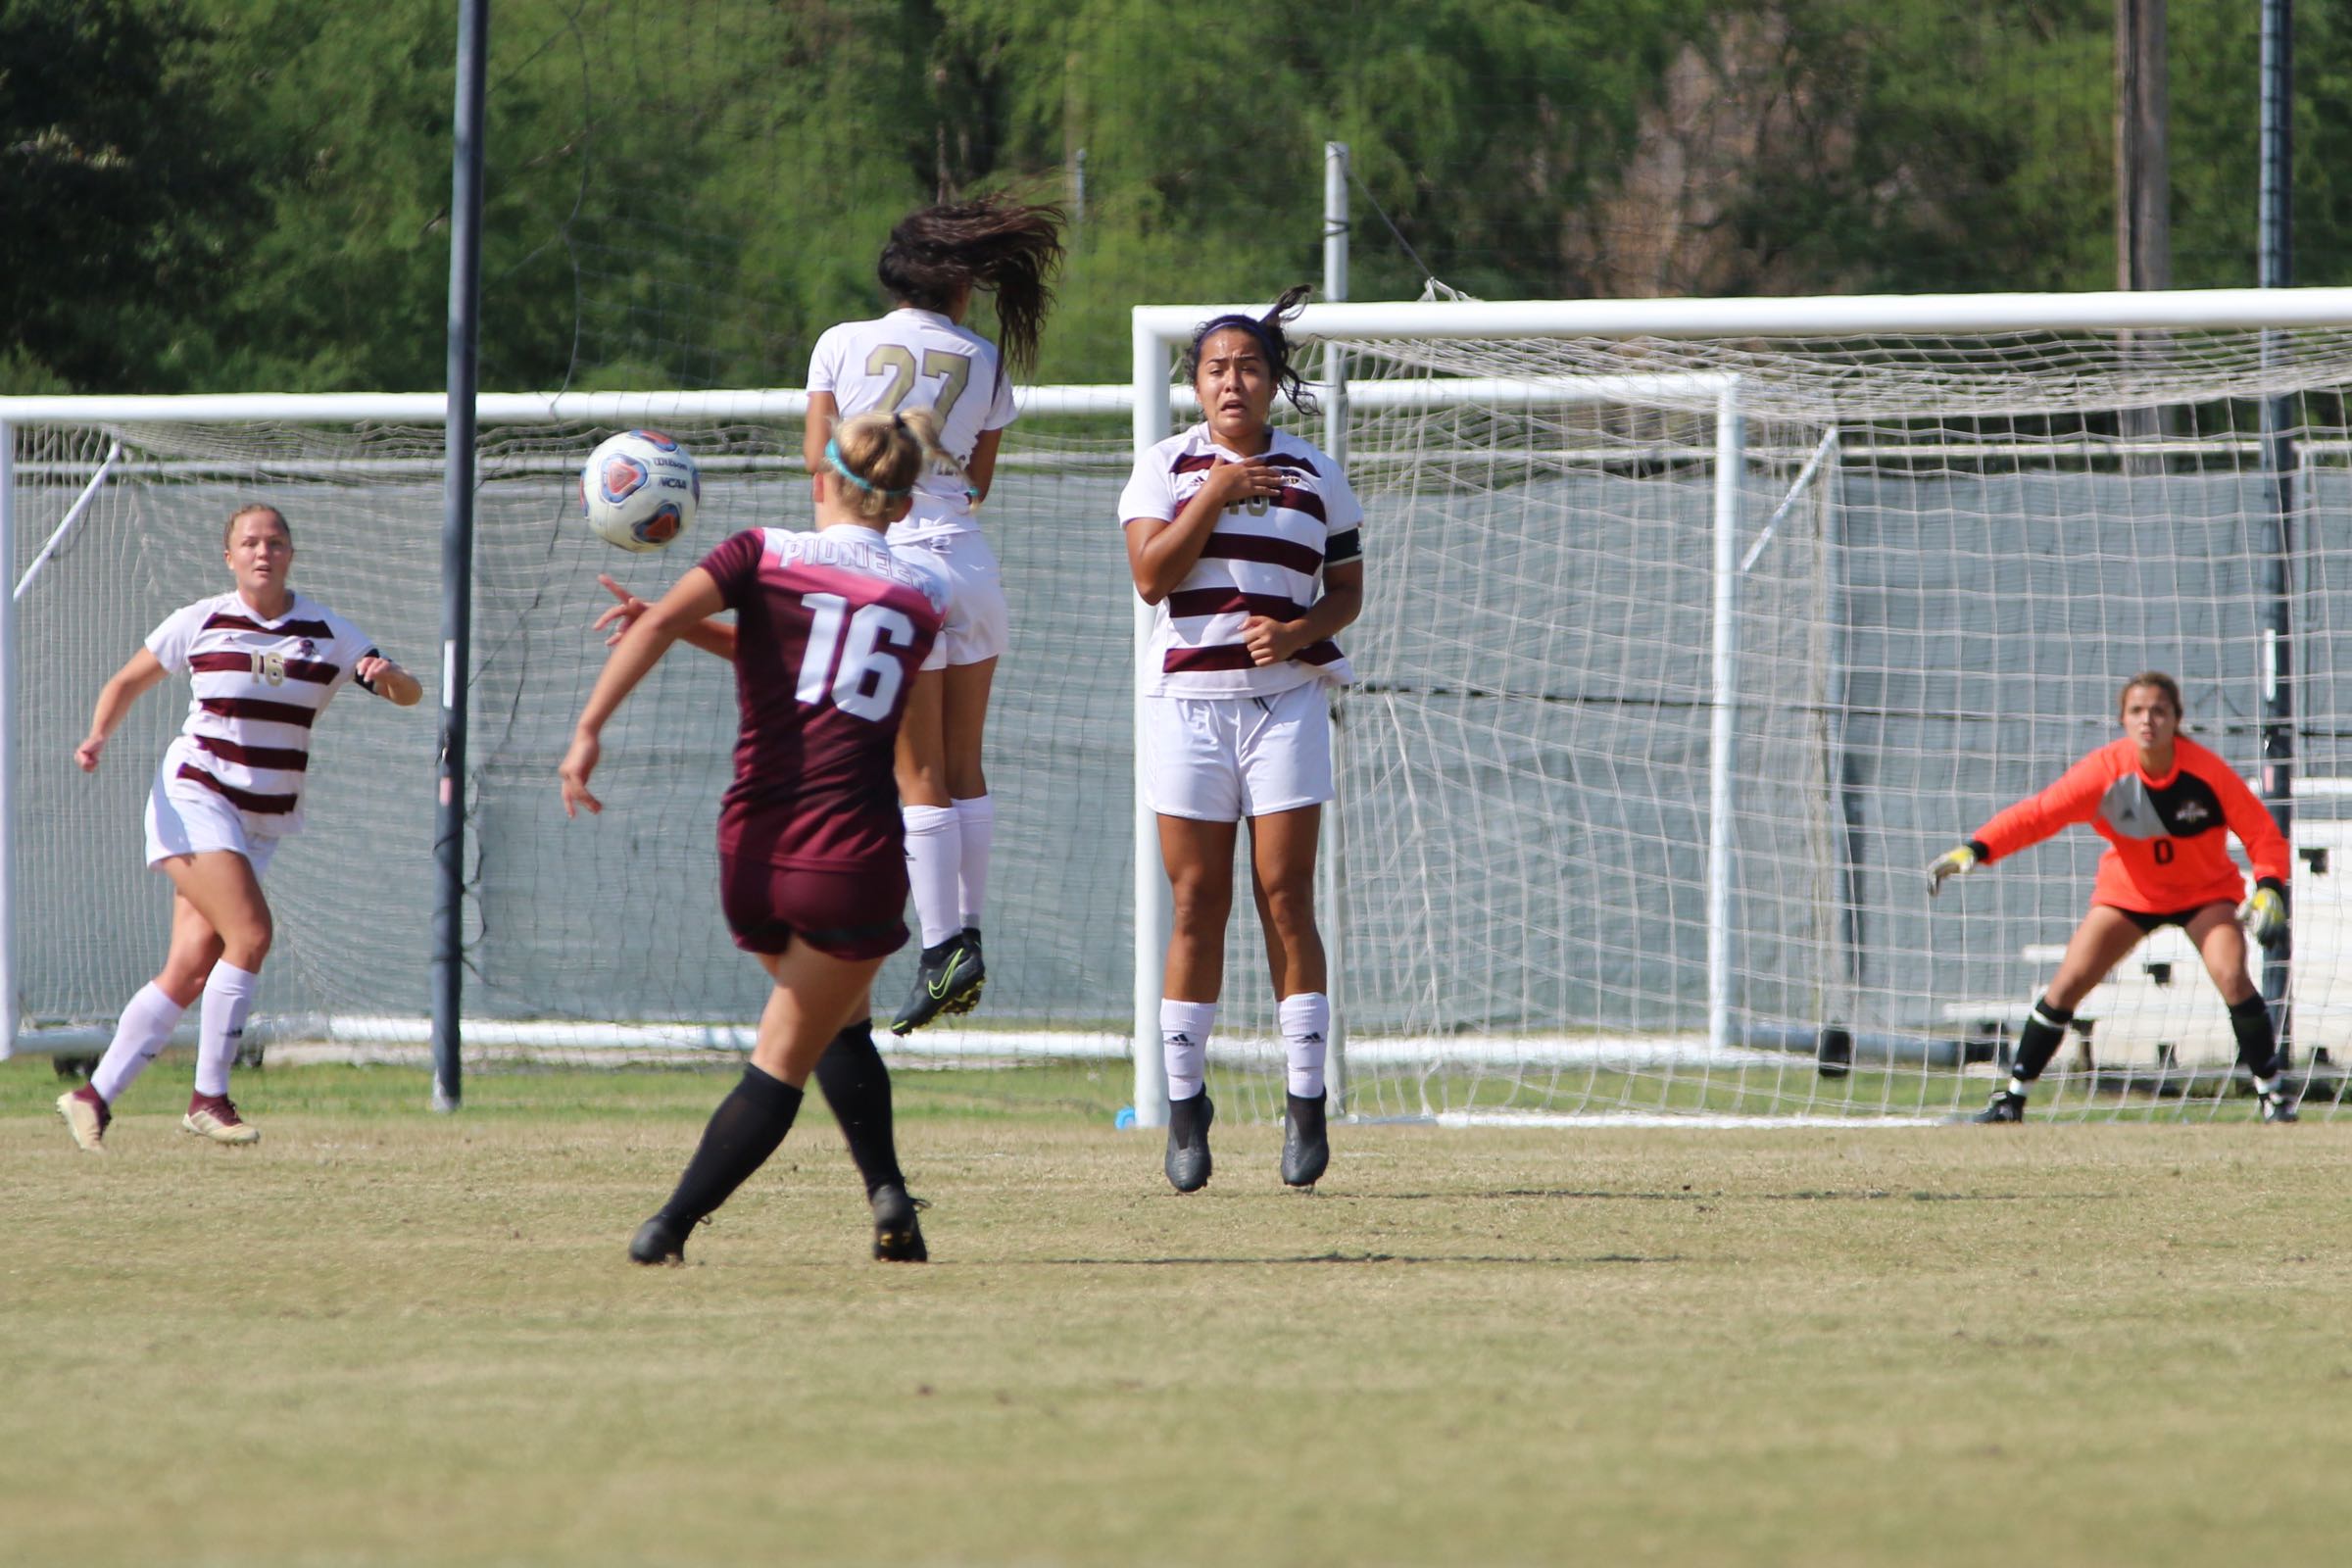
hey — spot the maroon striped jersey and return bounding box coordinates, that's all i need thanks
[1118,424,1363,697]
[700,525,949,869]
[143,592,385,834]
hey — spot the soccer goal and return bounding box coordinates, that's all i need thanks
[0,389,1147,1082]
[7,288,2352,1124]
[1127,288,2352,1127]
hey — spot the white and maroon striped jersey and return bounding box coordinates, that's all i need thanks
[806,309,1019,544]
[144,592,384,836]
[1118,424,1364,698]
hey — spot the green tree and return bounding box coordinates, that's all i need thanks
[0,0,270,391]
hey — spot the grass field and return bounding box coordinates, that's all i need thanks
[4,1054,2347,1567]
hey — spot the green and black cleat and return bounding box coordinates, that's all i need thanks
[890,930,986,1036]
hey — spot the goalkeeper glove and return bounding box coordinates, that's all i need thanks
[1927,845,1979,899]
[2238,884,2288,947]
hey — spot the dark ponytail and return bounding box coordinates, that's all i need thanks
[876,193,1066,377]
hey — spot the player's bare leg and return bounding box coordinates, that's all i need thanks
[940,658,995,801]
[2184,901,2297,1120]
[891,669,987,1032]
[158,851,271,1145]
[632,944,887,1264]
[155,891,230,1005]
[1161,816,1238,1004]
[1250,805,1332,1186]
[1973,905,2144,1122]
[1248,805,1325,996]
[1157,815,1238,1192]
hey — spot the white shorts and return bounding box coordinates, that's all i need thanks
[1143,682,1334,822]
[146,765,282,878]
[896,530,1008,672]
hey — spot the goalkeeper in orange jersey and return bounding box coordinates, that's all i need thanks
[1927,671,2298,1123]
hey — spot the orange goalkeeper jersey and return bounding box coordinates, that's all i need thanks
[1969,734,2289,913]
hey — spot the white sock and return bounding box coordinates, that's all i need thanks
[2256,1073,2279,1097]
[2006,1076,2031,1099]
[1160,1000,1216,1102]
[195,962,260,1099]
[90,984,189,1104]
[1280,992,1331,1099]
[902,805,962,950]
[953,794,994,933]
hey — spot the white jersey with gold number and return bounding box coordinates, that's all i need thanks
[807,308,1019,544]
[143,591,382,837]
[1118,424,1364,699]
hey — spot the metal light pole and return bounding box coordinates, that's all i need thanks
[433,0,489,1110]
[2257,0,2295,1057]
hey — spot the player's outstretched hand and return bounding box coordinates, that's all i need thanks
[558,733,603,818]
[1927,845,1979,899]
[74,734,106,773]
[2238,884,2288,947]
[593,574,650,648]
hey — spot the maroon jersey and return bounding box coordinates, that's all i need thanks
[699,525,949,869]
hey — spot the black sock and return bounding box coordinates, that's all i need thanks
[2013,999,2075,1083]
[659,1064,803,1224]
[813,1017,905,1198]
[2228,994,2282,1082]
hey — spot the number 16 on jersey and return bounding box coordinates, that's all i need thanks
[794,593,918,720]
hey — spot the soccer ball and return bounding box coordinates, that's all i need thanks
[579,429,699,552]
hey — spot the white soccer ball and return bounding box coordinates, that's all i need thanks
[579,429,699,552]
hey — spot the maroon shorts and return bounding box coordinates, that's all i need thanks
[717,854,908,960]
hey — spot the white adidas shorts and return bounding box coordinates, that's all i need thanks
[145,763,282,878]
[1142,682,1334,822]
[899,530,1008,672]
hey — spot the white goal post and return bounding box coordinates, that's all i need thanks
[11,284,2352,1129]
[1124,285,2352,1125]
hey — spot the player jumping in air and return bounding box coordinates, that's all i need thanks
[1120,286,1364,1191]
[564,412,956,1264]
[804,193,1065,1037]
[1928,671,2297,1123]
[58,504,422,1152]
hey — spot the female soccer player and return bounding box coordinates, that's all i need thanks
[56,504,422,1152]
[803,193,1064,1036]
[563,411,956,1265]
[1928,671,2297,1122]
[1120,286,1364,1192]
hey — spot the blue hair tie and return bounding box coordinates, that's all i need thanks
[1195,314,1278,361]
[825,436,914,499]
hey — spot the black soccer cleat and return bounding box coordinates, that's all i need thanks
[1281,1092,1330,1189]
[889,929,986,1036]
[869,1182,930,1262]
[1164,1091,1214,1193]
[1969,1089,2027,1124]
[2260,1088,2301,1124]
[628,1213,691,1265]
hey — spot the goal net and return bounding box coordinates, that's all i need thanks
[7,292,2351,1124]
[1157,294,2352,1126]
[1,395,1139,1095]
